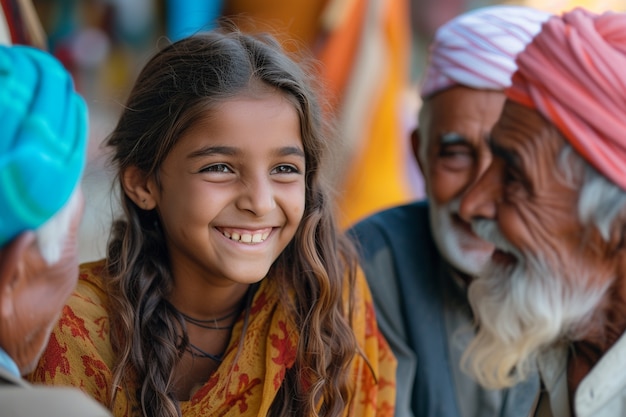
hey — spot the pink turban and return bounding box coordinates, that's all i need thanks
[420,5,551,98]
[507,8,626,191]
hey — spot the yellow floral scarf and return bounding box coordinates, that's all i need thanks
[27,260,396,416]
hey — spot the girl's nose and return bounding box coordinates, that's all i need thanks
[236,176,276,217]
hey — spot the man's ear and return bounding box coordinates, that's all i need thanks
[610,207,626,250]
[121,166,157,210]
[0,233,36,314]
[411,128,426,176]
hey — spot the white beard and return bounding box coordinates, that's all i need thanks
[462,219,609,389]
[429,196,493,276]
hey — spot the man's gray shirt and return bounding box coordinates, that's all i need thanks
[348,201,539,417]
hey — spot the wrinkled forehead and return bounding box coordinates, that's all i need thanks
[420,87,507,153]
[490,100,566,166]
[423,87,506,128]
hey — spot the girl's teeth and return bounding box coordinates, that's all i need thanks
[222,230,268,243]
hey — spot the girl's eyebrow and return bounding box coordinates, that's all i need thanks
[187,146,238,159]
[187,145,306,159]
[276,146,305,158]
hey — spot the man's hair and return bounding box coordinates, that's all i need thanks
[35,188,82,264]
[559,144,626,241]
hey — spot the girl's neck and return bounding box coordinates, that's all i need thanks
[169,281,251,320]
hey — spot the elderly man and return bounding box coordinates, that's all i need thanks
[0,45,110,416]
[348,5,550,417]
[458,8,626,417]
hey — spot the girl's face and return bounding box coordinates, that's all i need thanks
[149,92,306,287]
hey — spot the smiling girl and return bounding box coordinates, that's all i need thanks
[27,29,396,417]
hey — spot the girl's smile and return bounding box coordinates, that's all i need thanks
[217,227,273,244]
[139,90,306,289]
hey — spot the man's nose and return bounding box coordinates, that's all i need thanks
[459,160,502,223]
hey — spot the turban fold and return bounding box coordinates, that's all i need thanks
[0,45,88,246]
[508,8,626,191]
[420,5,551,98]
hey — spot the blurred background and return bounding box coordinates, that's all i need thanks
[1,0,624,262]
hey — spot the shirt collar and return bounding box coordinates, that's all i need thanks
[537,342,571,417]
[0,347,20,378]
[575,331,626,415]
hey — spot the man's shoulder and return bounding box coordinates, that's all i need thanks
[348,200,441,293]
[0,385,111,417]
[0,366,26,387]
[353,200,430,228]
[348,200,433,255]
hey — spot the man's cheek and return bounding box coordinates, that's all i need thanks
[429,169,472,205]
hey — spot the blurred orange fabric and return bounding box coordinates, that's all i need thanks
[225,0,416,229]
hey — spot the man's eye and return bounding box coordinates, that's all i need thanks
[503,168,522,184]
[201,164,232,173]
[502,169,528,198]
[439,143,474,156]
[440,149,472,157]
[438,146,474,170]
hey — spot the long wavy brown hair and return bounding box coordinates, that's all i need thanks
[104,27,360,417]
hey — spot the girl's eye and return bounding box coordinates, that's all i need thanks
[201,164,232,173]
[271,165,301,175]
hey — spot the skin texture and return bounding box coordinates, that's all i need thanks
[459,101,605,277]
[415,85,504,277]
[0,190,84,375]
[122,91,306,398]
[459,100,626,395]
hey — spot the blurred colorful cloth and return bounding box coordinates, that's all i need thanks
[319,0,416,227]
[225,0,416,228]
[0,0,46,48]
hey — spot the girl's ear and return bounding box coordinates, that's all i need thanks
[122,166,157,210]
